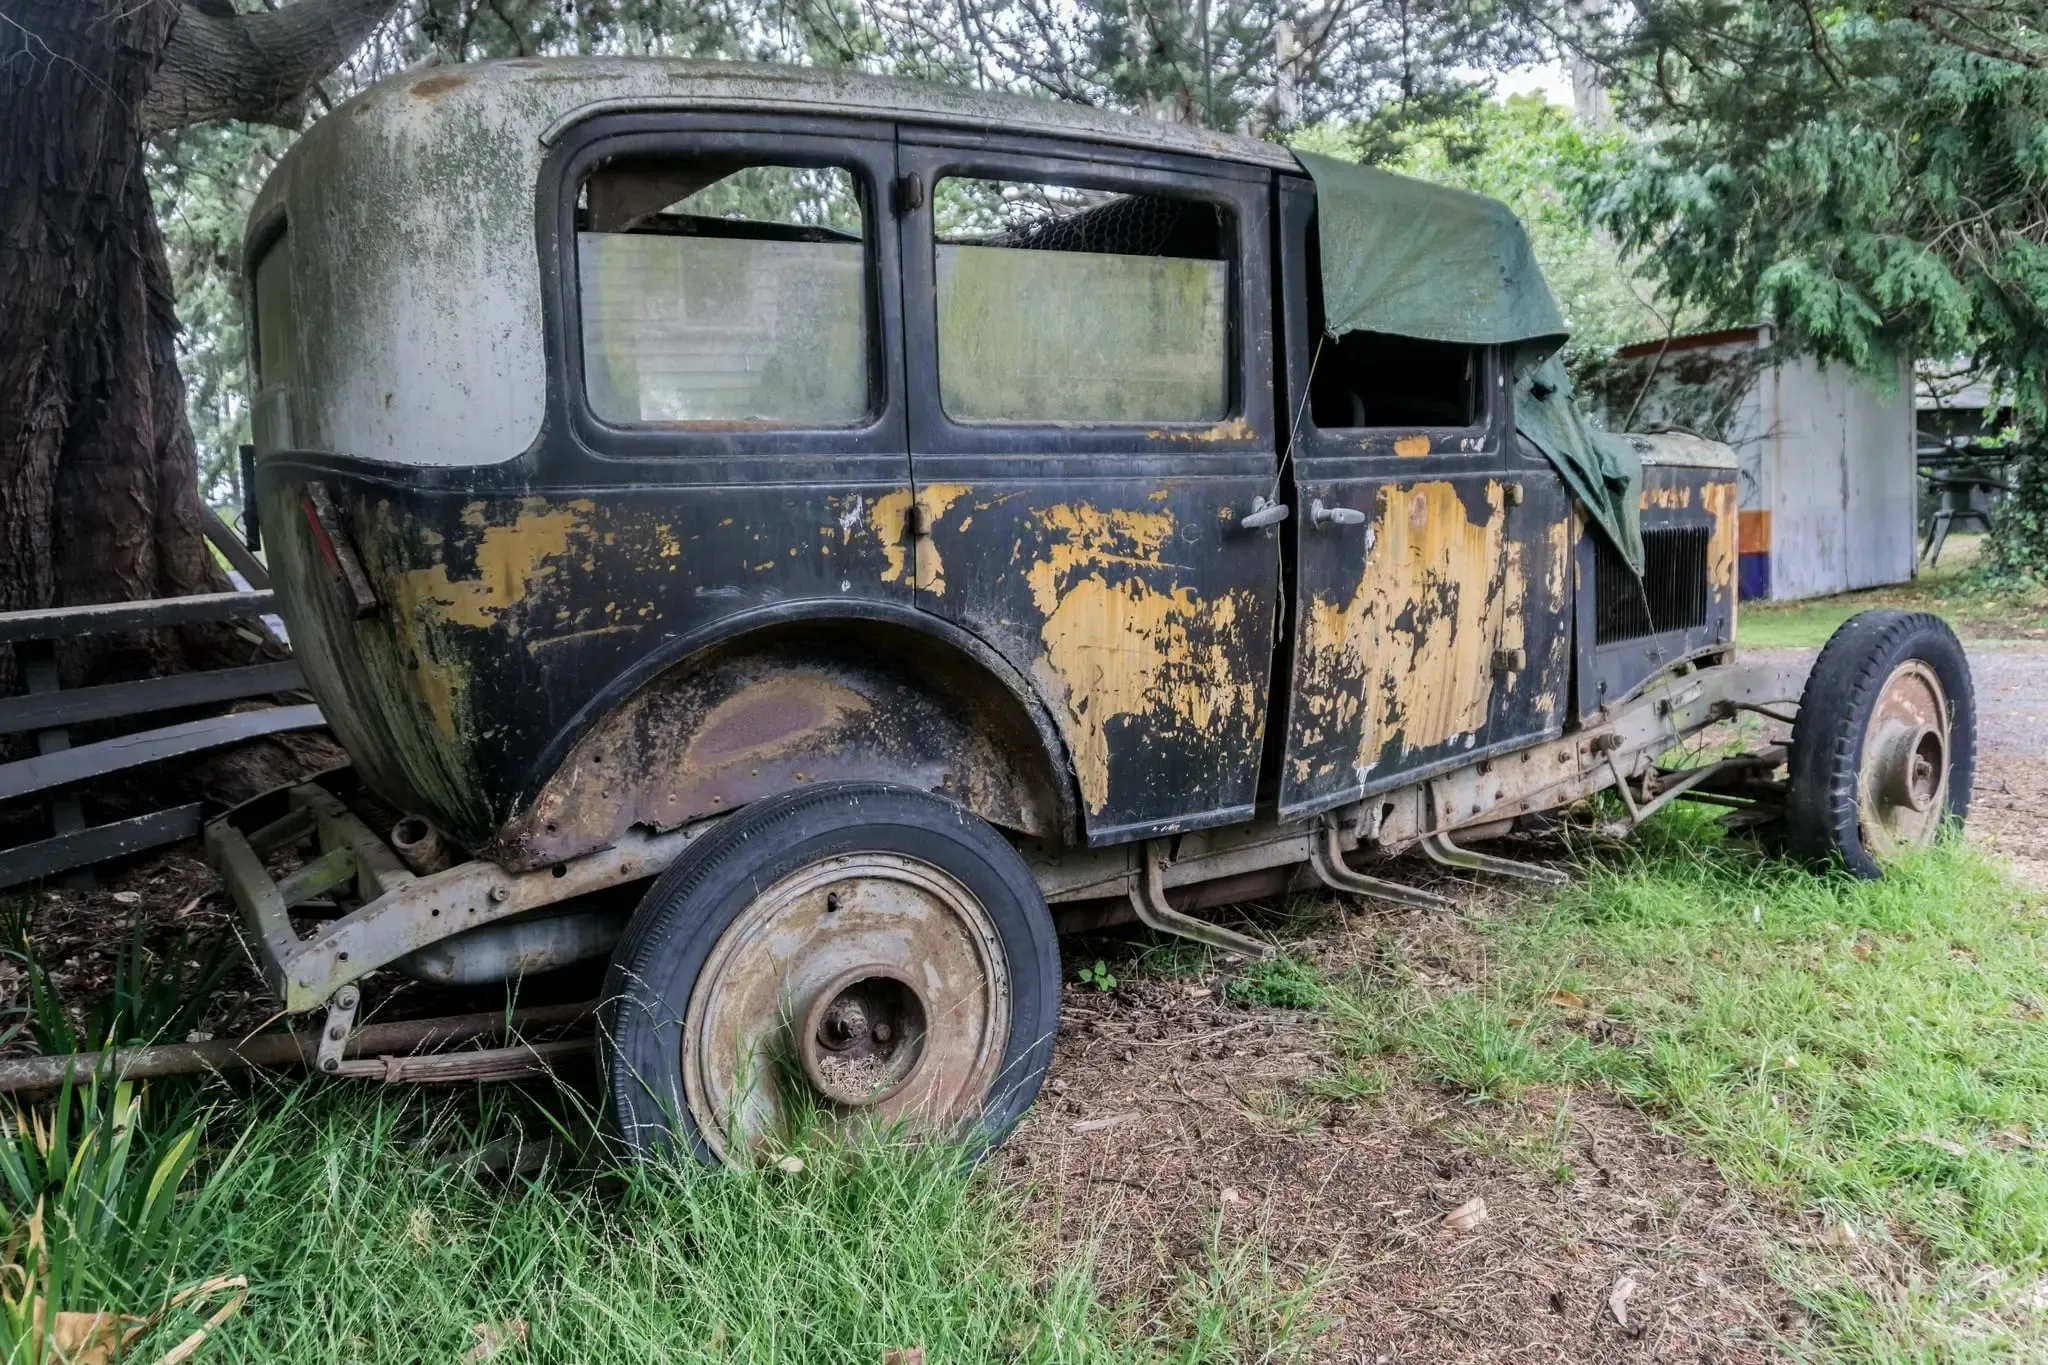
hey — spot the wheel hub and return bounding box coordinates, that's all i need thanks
[1857,660,1951,859]
[681,853,1009,1160]
[800,965,930,1106]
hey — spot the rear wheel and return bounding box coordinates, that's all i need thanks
[1785,609,1975,877]
[599,782,1060,1165]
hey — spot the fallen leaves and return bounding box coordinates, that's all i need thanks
[1441,1196,1488,1232]
[1073,1111,1138,1134]
[1549,990,1587,1010]
[1608,1274,1638,1328]
[466,1317,529,1362]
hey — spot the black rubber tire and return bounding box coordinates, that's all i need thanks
[1784,609,1975,878]
[598,781,1060,1165]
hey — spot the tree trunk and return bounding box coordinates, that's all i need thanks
[0,0,397,696]
[0,1,240,693]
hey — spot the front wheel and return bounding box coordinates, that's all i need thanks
[599,782,1060,1165]
[1785,609,1976,878]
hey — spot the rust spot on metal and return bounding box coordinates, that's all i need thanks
[681,674,872,775]
[410,72,472,99]
[1393,434,1431,458]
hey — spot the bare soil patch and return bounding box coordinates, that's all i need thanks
[1013,909,1800,1363]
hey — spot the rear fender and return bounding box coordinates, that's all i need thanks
[492,617,1074,869]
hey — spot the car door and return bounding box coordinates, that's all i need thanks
[896,129,1283,845]
[1273,176,1574,822]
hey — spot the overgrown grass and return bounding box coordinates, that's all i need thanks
[1323,809,2048,1355]
[1738,533,2048,647]
[116,1091,1317,1363]
[0,1076,1320,1362]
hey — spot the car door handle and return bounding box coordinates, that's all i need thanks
[1310,499,1367,527]
[1239,497,1290,530]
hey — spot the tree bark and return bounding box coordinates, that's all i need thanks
[0,0,396,695]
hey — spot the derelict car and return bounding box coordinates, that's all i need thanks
[207,58,1976,1163]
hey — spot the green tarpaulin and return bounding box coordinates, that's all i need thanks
[1293,149,1643,574]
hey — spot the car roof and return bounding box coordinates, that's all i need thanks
[346,57,1301,172]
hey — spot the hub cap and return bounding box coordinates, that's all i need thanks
[682,853,1010,1160]
[1857,660,1951,861]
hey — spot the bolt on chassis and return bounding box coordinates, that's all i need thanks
[188,59,1975,1165]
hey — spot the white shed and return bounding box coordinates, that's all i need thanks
[1584,325,1919,601]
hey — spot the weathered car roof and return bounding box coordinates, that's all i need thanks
[247,59,1297,469]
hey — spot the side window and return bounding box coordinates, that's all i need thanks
[1301,218,1484,431]
[1309,331,1482,429]
[932,177,1232,424]
[249,229,296,449]
[576,159,872,425]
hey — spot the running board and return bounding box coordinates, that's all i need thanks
[1308,821,1453,912]
[1128,841,1276,960]
[1416,829,1568,884]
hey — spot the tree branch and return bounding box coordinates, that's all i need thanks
[142,0,401,135]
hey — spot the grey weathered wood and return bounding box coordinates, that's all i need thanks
[203,505,271,590]
[0,704,326,801]
[22,645,93,891]
[0,805,204,890]
[0,591,278,643]
[0,661,307,736]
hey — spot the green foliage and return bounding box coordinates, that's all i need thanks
[0,1079,206,1356]
[1582,1,2048,571]
[5,910,234,1056]
[1294,95,1685,355]
[1077,959,1118,992]
[1225,954,1326,1010]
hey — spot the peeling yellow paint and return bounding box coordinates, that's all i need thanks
[396,499,593,635]
[1703,477,1739,595]
[1393,434,1431,458]
[1301,482,1515,784]
[1021,503,1260,813]
[870,489,913,585]
[869,484,971,591]
[911,484,971,594]
[1642,481,1695,510]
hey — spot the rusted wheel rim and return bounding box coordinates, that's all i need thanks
[682,852,1010,1161]
[1857,659,1951,861]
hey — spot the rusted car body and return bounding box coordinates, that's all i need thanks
[210,59,1971,1160]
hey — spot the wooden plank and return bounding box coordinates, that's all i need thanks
[0,704,326,801]
[204,505,271,589]
[0,590,277,644]
[0,804,204,890]
[0,661,307,736]
[23,644,93,891]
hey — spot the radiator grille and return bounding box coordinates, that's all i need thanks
[1594,526,1710,645]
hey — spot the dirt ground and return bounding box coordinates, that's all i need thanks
[1012,909,1795,1363]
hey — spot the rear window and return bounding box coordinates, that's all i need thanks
[932,177,1232,424]
[576,160,872,426]
[251,231,296,388]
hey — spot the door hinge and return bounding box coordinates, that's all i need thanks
[895,172,925,213]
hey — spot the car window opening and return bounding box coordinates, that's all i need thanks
[1300,214,1482,432]
[933,177,1233,424]
[576,159,871,426]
